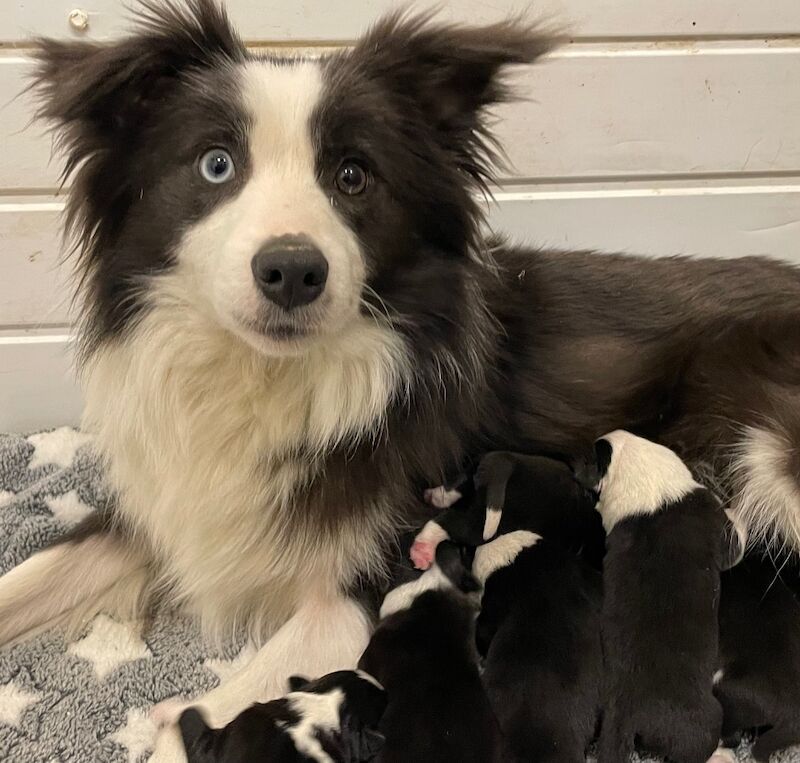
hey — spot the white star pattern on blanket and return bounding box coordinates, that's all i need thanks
[108,707,158,763]
[0,679,40,727]
[27,427,92,470]
[68,615,152,681]
[46,490,94,527]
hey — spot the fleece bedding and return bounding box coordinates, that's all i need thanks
[0,427,797,762]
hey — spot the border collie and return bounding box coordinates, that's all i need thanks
[473,530,603,763]
[178,670,386,762]
[411,450,604,569]
[590,431,732,763]
[3,0,800,756]
[715,555,800,761]
[359,543,500,763]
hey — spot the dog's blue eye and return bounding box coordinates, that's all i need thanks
[199,149,235,184]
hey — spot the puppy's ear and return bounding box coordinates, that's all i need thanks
[350,12,561,178]
[571,438,613,493]
[287,675,311,692]
[30,0,244,182]
[178,707,216,762]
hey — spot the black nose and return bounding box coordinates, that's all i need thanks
[251,235,329,310]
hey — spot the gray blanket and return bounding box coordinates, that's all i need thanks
[0,428,795,762]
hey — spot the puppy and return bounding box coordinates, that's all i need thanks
[715,555,800,762]
[358,542,500,763]
[178,670,386,762]
[473,530,603,763]
[413,451,604,570]
[590,430,738,763]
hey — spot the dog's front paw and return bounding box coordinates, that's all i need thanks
[151,697,192,729]
[706,748,737,763]
[149,721,187,762]
[409,540,435,570]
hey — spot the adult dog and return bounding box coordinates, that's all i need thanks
[3,0,799,756]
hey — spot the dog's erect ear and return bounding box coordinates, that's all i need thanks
[287,675,311,692]
[29,0,244,181]
[350,12,561,176]
[178,707,217,762]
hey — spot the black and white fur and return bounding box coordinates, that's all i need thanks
[592,430,733,763]
[178,670,386,762]
[2,0,800,756]
[358,543,500,763]
[473,530,603,762]
[713,555,800,762]
[412,450,604,570]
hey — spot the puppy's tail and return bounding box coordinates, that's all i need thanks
[597,710,634,763]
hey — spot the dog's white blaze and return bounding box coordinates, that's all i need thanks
[595,430,700,533]
[177,60,367,359]
[472,531,541,584]
[379,564,452,619]
[285,688,344,763]
[728,425,800,554]
[482,507,502,540]
[82,296,406,640]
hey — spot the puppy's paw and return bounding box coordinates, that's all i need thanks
[409,540,435,570]
[151,697,192,729]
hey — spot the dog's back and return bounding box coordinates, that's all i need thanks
[474,531,602,763]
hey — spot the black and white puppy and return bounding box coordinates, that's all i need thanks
[178,670,386,762]
[472,530,603,763]
[714,555,800,762]
[413,451,604,570]
[590,430,740,763]
[358,542,500,763]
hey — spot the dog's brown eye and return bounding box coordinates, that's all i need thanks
[335,160,368,195]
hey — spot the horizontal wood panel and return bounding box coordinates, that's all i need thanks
[3,182,798,326]
[0,332,82,433]
[490,181,800,260]
[0,202,71,325]
[2,0,799,43]
[2,44,799,190]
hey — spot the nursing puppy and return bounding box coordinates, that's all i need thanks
[412,451,604,570]
[178,670,386,762]
[591,430,737,763]
[473,530,603,763]
[714,555,800,762]
[358,542,500,763]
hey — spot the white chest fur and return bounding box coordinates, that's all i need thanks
[81,298,407,639]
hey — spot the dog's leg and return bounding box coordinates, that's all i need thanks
[150,592,371,762]
[0,531,147,645]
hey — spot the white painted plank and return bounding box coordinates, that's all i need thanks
[1,183,798,326]
[1,0,799,43]
[3,44,799,190]
[489,180,800,260]
[0,331,82,432]
[0,201,71,325]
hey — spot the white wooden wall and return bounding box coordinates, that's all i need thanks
[1,1,799,432]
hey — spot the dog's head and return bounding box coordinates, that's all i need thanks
[31,0,557,359]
